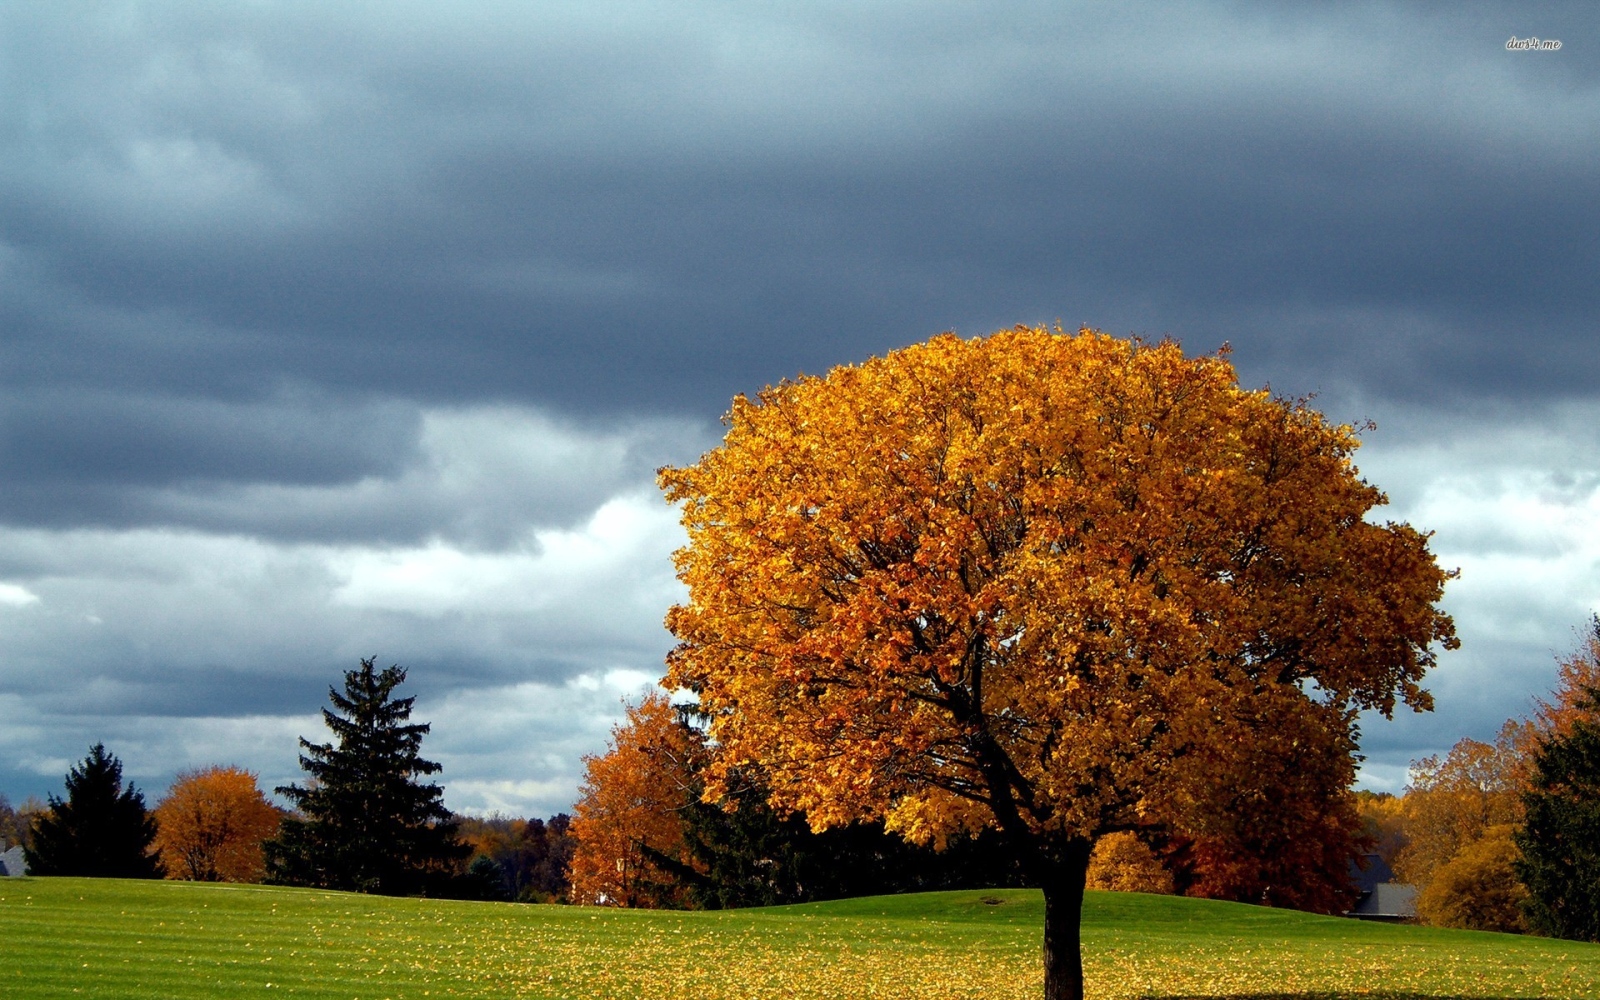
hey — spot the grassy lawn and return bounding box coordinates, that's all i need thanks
[2,878,1596,999]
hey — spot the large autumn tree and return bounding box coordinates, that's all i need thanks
[153,766,283,882]
[660,327,1456,1000]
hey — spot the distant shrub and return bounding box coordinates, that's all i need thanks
[1087,832,1174,895]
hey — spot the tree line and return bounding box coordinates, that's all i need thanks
[1,658,575,903]
[8,640,1596,935]
[561,631,1600,946]
[1354,620,1600,940]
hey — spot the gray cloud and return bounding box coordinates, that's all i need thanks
[2,2,1595,421]
[1,2,1596,812]
[0,409,695,813]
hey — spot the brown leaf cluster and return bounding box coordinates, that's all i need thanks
[1085,832,1173,894]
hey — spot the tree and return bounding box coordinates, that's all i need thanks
[25,744,162,878]
[1177,719,1367,913]
[1533,617,1600,738]
[569,693,701,907]
[1086,832,1173,895]
[1515,684,1600,941]
[1415,823,1526,932]
[520,814,578,901]
[1353,790,1408,869]
[0,794,21,849]
[265,658,470,895]
[660,327,1456,1000]
[153,766,283,882]
[1394,726,1526,901]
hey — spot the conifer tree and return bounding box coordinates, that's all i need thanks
[1515,684,1600,941]
[25,743,161,878]
[265,658,469,895]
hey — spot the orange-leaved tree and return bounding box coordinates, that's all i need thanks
[569,692,702,907]
[1534,617,1600,738]
[1085,832,1173,895]
[660,326,1457,1000]
[153,766,283,882]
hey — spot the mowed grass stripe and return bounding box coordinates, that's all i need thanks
[3,879,1598,999]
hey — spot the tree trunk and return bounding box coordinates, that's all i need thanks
[1041,839,1092,1000]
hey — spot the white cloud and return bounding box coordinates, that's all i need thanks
[0,583,39,607]
[0,404,699,813]
[331,491,683,621]
[1351,400,1600,787]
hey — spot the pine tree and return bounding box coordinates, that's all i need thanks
[1515,684,1600,941]
[265,658,469,895]
[25,743,161,878]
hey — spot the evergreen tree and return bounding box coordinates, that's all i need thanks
[25,743,161,878]
[1515,684,1600,941]
[265,658,469,895]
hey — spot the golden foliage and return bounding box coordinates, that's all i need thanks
[1086,833,1173,895]
[1415,823,1528,932]
[457,814,528,863]
[1353,790,1408,867]
[1536,621,1600,738]
[152,766,282,882]
[1395,727,1527,894]
[660,327,1455,997]
[569,693,701,907]
[662,327,1455,849]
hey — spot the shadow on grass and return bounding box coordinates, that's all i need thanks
[1141,996,1516,1000]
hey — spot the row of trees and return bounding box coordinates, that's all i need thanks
[10,658,575,901]
[7,744,280,883]
[567,693,1029,909]
[1356,625,1600,939]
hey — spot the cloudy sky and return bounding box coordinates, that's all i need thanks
[1,2,1595,817]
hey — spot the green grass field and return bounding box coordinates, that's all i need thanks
[2,878,1596,999]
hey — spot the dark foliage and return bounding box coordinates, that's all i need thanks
[1515,684,1600,941]
[456,812,577,902]
[265,658,470,895]
[670,791,1027,909]
[24,744,161,878]
[514,813,577,901]
[458,854,512,901]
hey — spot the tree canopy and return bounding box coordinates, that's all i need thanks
[266,658,469,895]
[25,743,161,878]
[660,326,1457,1000]
[154,766,283,882]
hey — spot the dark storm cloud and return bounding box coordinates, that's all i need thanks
[2,2,1595,449]
[0,390,419,526]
